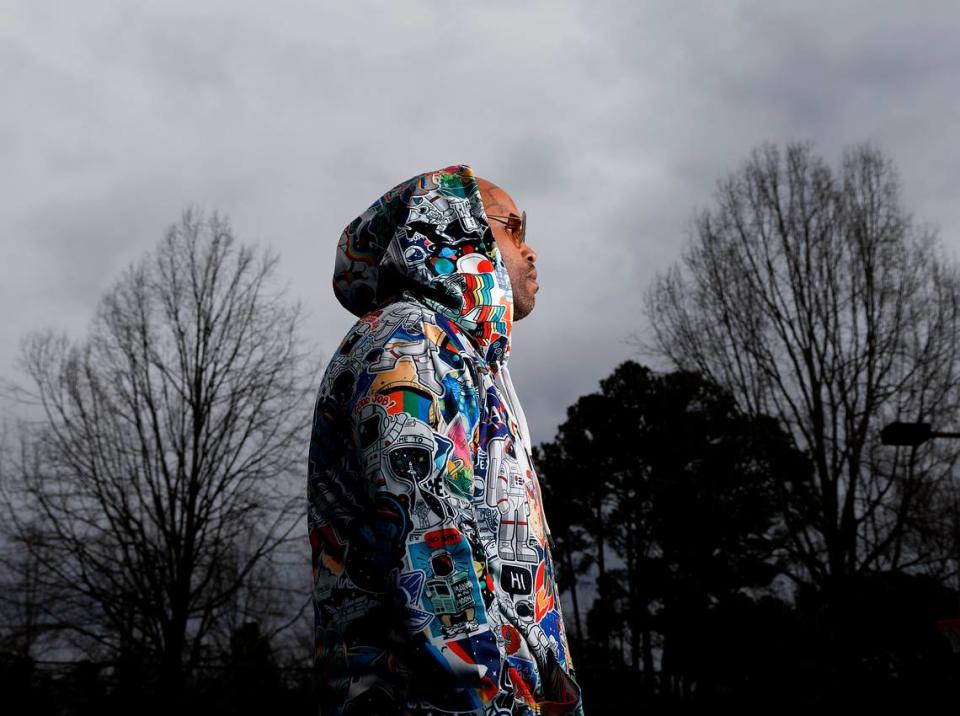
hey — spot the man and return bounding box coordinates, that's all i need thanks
[309,164,584,715]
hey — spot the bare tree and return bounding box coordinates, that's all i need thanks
[3,209,311,696]
[643,142,960,598]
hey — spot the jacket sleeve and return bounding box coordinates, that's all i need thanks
[341,327,505,711]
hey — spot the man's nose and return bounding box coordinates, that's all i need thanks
[523,243,538,263]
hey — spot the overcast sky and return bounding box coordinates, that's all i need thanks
[3,0,960,446]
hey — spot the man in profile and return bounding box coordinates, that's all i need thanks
[308,164,584,715]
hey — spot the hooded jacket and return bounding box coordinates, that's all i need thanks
[308,164,584,715]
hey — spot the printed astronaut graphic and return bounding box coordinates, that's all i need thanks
[309,165,583,715]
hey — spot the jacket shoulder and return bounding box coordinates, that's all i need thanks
[322,299,484,428]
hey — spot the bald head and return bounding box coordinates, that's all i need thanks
[476,176,511,217]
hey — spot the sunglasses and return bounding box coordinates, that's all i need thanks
[486,210,526,248]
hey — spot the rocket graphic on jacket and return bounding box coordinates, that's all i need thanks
[308,164,584,715]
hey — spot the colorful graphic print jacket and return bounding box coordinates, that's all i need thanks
[309,165,584,715]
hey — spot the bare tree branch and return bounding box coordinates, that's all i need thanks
[641,142,960,593]
[2,208,313,691]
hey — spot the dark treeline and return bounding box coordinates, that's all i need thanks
[536,362,960,711]
[0,628,312,716]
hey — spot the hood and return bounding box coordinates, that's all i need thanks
[333,163,514,372]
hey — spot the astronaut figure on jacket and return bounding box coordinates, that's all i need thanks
[308,164,584,715]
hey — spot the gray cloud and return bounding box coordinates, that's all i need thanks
[3,0,960,446]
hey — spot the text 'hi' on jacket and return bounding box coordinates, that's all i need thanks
[308,164,584,715]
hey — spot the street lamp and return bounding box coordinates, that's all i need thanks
[881,420,960,651]
[880,421,960,446]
